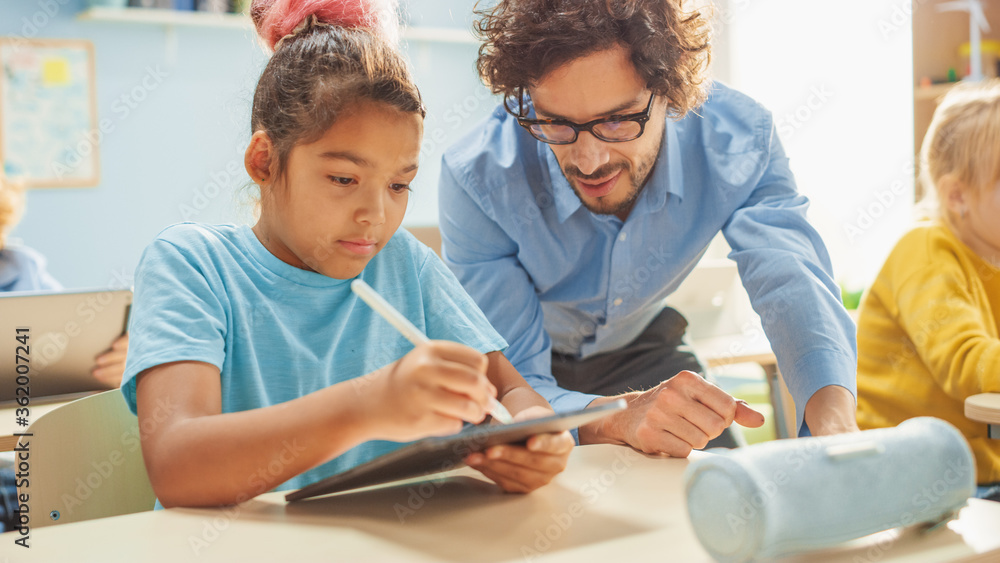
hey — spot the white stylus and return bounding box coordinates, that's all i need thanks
[351,279,514,424]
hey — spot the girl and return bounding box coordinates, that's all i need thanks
[856,80,1000,502]
[121,0,573,508]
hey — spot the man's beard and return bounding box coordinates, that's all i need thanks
[560,139,661,217]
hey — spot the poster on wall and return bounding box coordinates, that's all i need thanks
[0,38,99,188]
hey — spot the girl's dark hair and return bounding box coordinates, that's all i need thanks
[475,0,711,118]
[249,0,425,180]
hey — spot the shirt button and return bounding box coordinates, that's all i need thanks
[618,232,627,242]
[613,298,623,306]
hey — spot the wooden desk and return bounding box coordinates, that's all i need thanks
[8,445,1000,562]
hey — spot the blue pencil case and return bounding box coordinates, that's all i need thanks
[683,417,976,563]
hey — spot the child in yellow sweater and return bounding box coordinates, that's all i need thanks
[856,80,1000,501]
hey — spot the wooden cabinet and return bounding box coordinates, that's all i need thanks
[912,2,1000,198]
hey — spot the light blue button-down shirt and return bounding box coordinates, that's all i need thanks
[438,83,857,434]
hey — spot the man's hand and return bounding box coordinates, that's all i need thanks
[578,370,765,457]
[803,385,859,436]
[465,406,574,493]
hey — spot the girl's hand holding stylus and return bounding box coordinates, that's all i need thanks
[368,340,498,441]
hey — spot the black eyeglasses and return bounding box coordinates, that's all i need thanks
[505,91,655,145]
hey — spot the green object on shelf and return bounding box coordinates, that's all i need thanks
[948,67,958,82]
[840,285,863,310]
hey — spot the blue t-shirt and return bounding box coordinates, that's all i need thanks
[121,223,507,492]
[0,245,62,292]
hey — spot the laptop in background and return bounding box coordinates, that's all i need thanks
[0,288,131,403]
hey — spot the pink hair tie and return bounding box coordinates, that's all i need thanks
[274,13,332,51]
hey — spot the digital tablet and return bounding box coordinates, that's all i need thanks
[0,288,131,402]
[285,399,627,501]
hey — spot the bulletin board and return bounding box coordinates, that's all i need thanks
[0,38,100,188]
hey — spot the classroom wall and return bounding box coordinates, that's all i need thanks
[2,0,497,289]
[4,0,913,292]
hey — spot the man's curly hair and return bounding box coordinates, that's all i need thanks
[475,0,711,119]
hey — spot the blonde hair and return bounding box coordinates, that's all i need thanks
[919,79,1000,223]
[0,175,26,249]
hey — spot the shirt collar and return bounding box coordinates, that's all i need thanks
[542,117,684,224]
[542,141,583,223]
[644,118,684,214]
[237,225,352,288]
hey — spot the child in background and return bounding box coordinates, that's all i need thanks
[0,177,129,532]
[121,0,574,508]
[0,175,61,292]
[0,175,129,385]
[856,80,1000,501]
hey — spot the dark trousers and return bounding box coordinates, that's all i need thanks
[551,307,741,449]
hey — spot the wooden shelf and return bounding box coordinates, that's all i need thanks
[912,1,1000,191]
[400,26,477,45]
[75,6,477,43]
[77,6,250,28]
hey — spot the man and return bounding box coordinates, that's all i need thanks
[438,0,858,456]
